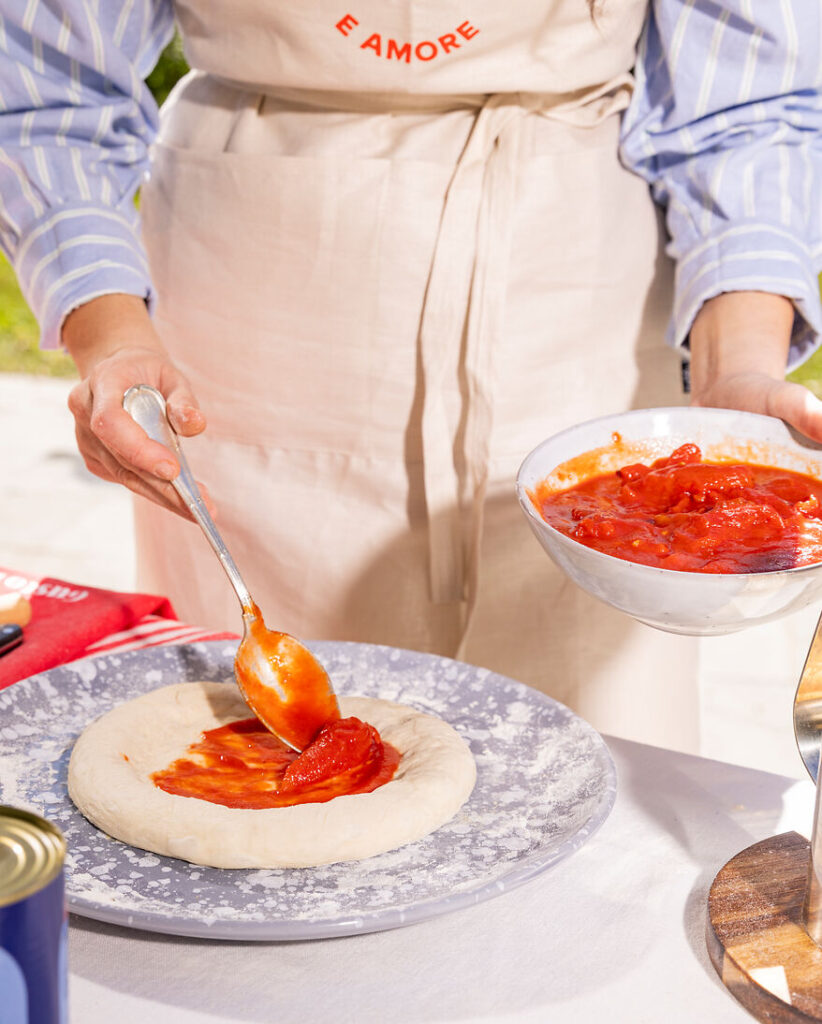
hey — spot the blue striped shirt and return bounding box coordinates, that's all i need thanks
[620,0,822,360]
[0,1,820,361]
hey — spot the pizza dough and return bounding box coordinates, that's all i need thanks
[67,681,476,868]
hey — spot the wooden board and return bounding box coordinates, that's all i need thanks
[707,832,822,1022]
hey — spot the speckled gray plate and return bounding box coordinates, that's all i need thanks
[0,641,616,941]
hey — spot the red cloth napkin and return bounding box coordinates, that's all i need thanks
[0,567,237,689]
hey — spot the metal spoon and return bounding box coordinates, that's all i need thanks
[123,384,340,751]
[794,608,822,781]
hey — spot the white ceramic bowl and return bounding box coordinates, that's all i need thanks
[516,407,822,636]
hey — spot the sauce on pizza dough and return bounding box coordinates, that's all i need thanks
[152,715,401,809]
[156,606,399,809]
[535,443,822,573]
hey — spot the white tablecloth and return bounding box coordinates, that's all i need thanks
[68,736,816,1023]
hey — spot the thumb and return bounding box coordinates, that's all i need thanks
[768,381,822,444]
[165,379,206,437]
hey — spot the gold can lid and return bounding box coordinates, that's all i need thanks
[0,806,66,908]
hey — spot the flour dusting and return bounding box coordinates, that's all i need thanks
[0,641,615,940]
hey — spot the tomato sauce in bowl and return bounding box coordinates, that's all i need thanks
[535,443,822,574]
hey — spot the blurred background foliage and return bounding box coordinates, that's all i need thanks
[0,33,189,377]
[145,31,189,107]
[1,34,821,396]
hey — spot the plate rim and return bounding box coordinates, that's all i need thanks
[4,640,617,942]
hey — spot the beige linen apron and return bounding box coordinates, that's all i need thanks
[138,0,701,751]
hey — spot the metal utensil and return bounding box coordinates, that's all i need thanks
[794,608,822,782]
[792,607,822,950]
[122,384,339,750]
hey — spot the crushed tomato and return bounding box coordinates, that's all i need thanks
[152,715,400,809]
[535,443,822,573]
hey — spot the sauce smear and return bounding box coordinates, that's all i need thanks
[536,443,822,573]
[152,715,400,809]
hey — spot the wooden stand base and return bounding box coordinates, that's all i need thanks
[707,832,822,1022]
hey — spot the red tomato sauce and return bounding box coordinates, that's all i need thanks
[152,716,401,809]
[234,601,341,752]
[535,443,822,573]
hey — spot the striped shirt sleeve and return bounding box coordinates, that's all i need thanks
[619,0,822,368]
[0,1,174,349]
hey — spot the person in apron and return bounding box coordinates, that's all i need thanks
[3,2,820,755]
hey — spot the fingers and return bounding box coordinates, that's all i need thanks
[164,382,206,438]
[77,418,218,521]
[70,377,175,480]
[94,379,182,480]
[691,372,822,446]
[67,356,217,520]
[74,415,187,518]
[93,356,206,472]
[766,381,822,444]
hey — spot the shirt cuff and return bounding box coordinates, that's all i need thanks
[13,204,154,350]
[668,221,822,372]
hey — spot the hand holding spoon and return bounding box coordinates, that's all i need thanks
[123,384,340,750]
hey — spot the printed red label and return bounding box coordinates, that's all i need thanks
[336,14,480,63]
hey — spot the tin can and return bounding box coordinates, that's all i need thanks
[0,806,67,1024]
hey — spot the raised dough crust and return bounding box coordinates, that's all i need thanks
[67,682,476,868]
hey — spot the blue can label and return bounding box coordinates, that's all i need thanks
[58,918,68,1024]
[0,946,28,1023]
[0,869,66,1024]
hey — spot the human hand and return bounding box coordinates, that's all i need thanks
[63,294,215,519]
[689,291,822,443]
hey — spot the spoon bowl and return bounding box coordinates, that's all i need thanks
[123,384,340,750]
[234,603,340,751]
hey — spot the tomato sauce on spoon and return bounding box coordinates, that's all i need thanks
[234,601,341,751]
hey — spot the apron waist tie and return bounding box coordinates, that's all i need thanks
[418,92,532,625]
[411,79,633,649]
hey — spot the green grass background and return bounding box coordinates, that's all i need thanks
[0,254,76,376]
[0,34,187,378]
[1,31,821,397]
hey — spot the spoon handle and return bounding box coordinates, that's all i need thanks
[122,384,252,610]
